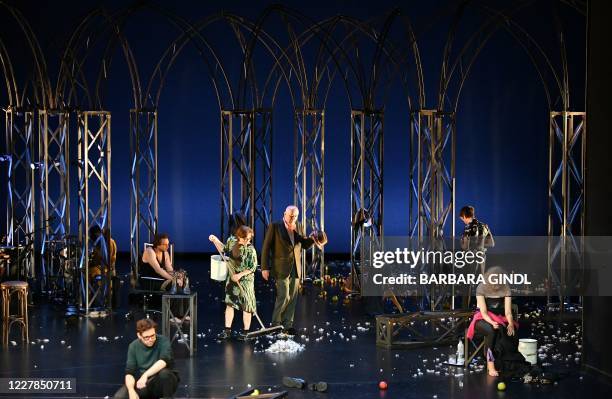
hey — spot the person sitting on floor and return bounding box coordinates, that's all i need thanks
[209,222,258,340]
[113,318,179,399]
[466,266,519,377]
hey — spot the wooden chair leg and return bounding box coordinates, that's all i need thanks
[24,288,29,343]
[20,288,28,342]
[384,291,404,313]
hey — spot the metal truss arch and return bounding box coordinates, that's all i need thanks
[439,1,585,113]
[0,1,52,108]
[0,38,18,106]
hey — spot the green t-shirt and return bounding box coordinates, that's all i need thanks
[125,334,173,378]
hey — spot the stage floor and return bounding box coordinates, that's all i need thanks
[0,254,608,398]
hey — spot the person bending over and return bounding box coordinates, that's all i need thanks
[209,224,258,340]
[466,267,518,377]
[114,318,179,399]
[459,205,494,252]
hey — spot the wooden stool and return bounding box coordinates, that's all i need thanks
[1,281,29,345]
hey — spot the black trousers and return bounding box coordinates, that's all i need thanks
[113,369,179,399]
[474,320,497,359]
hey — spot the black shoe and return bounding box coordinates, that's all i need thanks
[282,376,306,389]
[308,382,328,392]
[217,330,231,340]
[283,327,297,336]
[237,331,251,341]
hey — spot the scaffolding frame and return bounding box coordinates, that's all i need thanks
[547,111,586,310]
[410,110,456,310]
[129,109,158,278]
[350,110,384,293]
[294,109,325,281]
[4,107,36,278]
[38,109,71,291]
[220,109,272,241]
[77,111,112,314]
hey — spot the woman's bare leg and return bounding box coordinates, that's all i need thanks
[487,361,499,377]
[224,305,234,328]
[243,311,252,330]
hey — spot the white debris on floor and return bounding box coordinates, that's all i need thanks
[264,338,305,353]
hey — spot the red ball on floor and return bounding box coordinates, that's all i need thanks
[379,381,388,390]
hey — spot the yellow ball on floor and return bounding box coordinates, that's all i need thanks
[497,382,506,391]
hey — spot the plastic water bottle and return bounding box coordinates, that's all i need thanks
[183,278,191,294]
[448,346,457,365]
[170,278,177,294]
[456,339,465,365]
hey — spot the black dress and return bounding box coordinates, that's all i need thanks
[139,251,167,291]
[475,296,508,359]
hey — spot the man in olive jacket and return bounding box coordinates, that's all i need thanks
[261,205,321,334]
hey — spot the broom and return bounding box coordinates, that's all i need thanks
[216,247,283,338]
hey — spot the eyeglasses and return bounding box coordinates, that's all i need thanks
[141,333,156,341]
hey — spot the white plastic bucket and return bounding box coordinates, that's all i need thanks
[518,338,538,365]
[210,255,228,281]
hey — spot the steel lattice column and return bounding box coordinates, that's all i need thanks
[253,109,273,239]
[350,110,383,294]
[39,109,71,291]
[409,110,456,239]
[294,109,325,281]
[5,107,36,278]
[129,109,158,277]
[547,111,586,310]
[77,111,111,314]
[409,110,456,310]
[220,109,272,241]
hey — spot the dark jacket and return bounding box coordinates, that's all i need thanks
[261,221,315,280]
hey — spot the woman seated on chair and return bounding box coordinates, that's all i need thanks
[88,225,117,279]
[466,266,519,377]
[140,233,175,290]
[209,222,258,341]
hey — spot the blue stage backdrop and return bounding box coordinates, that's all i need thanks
[0,0,586,253]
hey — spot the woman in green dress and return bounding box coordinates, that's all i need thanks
[209,225,258,340]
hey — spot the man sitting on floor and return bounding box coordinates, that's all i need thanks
[114,318,179,399]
